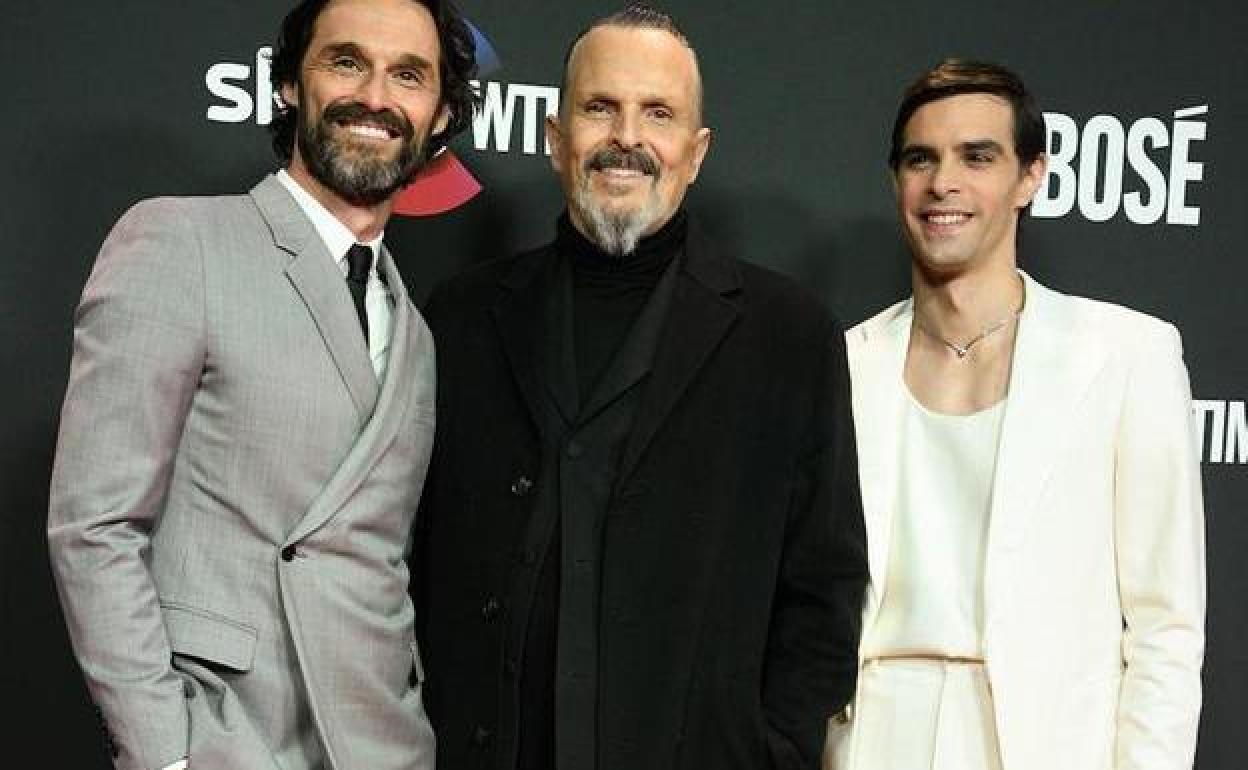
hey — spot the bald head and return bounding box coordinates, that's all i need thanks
[558,4,704,125]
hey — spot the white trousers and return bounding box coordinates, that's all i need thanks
[826,659,1003,770]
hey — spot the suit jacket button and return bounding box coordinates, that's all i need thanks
[472,725,494,747]
[503,657,517,677]
[481,596,502,621]
[510,475,534,496]
[281,545,297,562]
[565,441,583,459]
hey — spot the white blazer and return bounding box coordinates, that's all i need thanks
[826,272,1205,770]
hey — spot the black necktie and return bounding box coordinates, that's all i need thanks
[345,243,372,345]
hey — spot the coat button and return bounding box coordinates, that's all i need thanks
[565,441,583,459]
[281,545,297,562]
[472,725,494,747]
[510,475,533,496]
[481,596,502,621]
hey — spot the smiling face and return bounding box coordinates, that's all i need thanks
[281,0,450,207]
[547,25,711,256]
[894,92,1044,277]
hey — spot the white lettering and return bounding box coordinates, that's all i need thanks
[471,80,560,155]
[1033,108,1207,226]
[1193,399,1228,463]
[255,46,273,126]
[1033,112,1078,218]
[1077,115,1125,222]
[1225,401,1248,463]
[205,62,253,123]
[205,47,274,125]
[1123,118,1168,225]
[1167,108,1206,226]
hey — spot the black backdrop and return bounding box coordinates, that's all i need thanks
[3,2,1244,765]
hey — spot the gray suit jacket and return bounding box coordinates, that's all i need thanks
[48,175,437,770]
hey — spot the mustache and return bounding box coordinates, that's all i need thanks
[586,146,659,176]
[322,102,412,139]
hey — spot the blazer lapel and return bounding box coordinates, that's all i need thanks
[618,226,741,482]
[848,301,911,632]
[491,248,559,436]
[542,257,580,425]
[577,253,681,425]
[983,273,1109,613]
[251,175,379,422]
[287,243,430,544]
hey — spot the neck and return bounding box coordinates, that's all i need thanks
[285,159,392,242]
[911,259,1023,341]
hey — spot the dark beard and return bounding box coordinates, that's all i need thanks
[298,101,428,206]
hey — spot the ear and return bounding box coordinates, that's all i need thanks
[685,127,713,184]
[1015,152,1047,208]
[545,114,565,173]
[279,81,298,111]
[432,102,451,137]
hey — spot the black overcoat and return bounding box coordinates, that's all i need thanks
[415,221,867,770]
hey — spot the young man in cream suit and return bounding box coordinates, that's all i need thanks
[46,1,477,768]
[826,59,1205,770]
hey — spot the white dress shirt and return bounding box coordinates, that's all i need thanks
[277,169,393,381]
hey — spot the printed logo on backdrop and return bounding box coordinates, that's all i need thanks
[204,21,559,217]
[1193,400,1248,464]
[1032,106,1208,226]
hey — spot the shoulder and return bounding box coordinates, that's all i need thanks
[732,259,841,335]
[1036,280,1182,356]
[423,243,554,319]
[110,192,261,248]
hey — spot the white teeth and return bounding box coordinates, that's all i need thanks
[927,213,969,225]
[346,124,390,140]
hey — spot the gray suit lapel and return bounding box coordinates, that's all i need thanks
[287,243,427,544]
[250,175,380,423]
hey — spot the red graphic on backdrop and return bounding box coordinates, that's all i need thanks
[391,20,500,218]
[394,150,483,217]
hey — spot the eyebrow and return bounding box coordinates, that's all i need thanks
[315,42,435,73]
[959,139,1005,155]
[900,139,1006,157]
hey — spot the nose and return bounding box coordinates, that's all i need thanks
[353,69,391,112]
[928,161,960,197]
[610,107,642,147]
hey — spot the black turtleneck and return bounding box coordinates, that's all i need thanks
[555,209,687,399]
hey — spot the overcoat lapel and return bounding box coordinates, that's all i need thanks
[542,257,580,426]
[491,249,559,437]
[287,244,426,543]
[577,254,681,425]
[250,175,380,422]
[983,273,1109,614]
[848,301,911,630]
[618,227,741,482]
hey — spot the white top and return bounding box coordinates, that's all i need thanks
[863,392,1006,659]
[276,169,392,380]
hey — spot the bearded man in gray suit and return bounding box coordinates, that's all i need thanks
[46,1,478,768]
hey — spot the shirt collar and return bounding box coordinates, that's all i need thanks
[276,169,383,269]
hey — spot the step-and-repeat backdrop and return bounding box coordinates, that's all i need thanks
[2,1,1242,765]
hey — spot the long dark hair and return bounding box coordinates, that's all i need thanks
[268,0,481,162]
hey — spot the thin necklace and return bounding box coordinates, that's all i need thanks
[915,307,1022,360]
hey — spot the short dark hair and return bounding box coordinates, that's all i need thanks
[268,0,480,163]
[888,58,1045,172]
[558,4,702,122]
